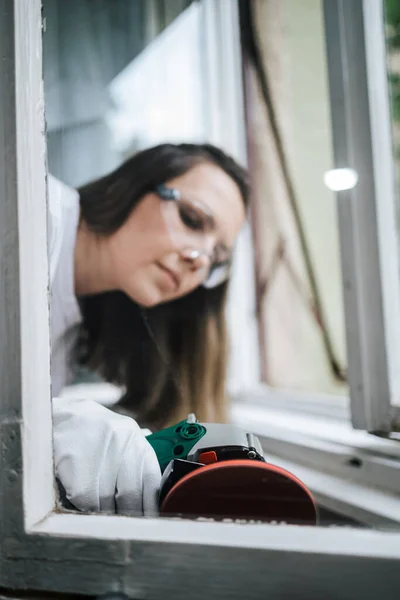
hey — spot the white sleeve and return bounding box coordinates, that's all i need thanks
[52,397,161,515]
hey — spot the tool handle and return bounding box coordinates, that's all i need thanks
[146,418,206,473]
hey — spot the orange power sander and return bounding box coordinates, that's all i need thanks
[146,414,317,525]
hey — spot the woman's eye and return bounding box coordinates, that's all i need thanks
[179,204,205,231]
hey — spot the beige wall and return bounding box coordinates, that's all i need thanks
[247,0,347,395]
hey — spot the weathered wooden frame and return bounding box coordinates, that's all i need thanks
[324,0,400,432]
[1,1,400,598]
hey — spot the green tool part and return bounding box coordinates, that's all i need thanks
[146,418,206,473]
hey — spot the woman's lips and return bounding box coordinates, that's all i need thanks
[156,263,180,291]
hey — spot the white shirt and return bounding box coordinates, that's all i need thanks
[48,174,82,397]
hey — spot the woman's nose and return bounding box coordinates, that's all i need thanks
[180,248,210,272]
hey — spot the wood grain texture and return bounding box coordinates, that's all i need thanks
[13,0,55,526]
[1,536,400,600]
[0,0,22,421]
[0,592,96,600]
[324,0,396,432]
[0,0,25,589]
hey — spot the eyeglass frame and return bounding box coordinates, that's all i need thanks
[154,183,232,288]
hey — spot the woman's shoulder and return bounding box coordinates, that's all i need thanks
[47,175,80,285]
[48,174,79,228]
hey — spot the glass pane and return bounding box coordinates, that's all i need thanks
[43,0,207,390]
[243,0,348,397]
[43,0,195,189]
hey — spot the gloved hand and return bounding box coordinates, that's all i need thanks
[52,397,161,516]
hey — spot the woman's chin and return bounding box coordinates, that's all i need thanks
[124,282,164,308]
[138,296,160,308]
[123,275,192,308]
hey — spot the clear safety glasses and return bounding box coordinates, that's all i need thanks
[155,184,232,289]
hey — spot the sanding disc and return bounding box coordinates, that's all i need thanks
[160,460,317,525]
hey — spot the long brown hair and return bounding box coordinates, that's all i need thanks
[76,143,249,429]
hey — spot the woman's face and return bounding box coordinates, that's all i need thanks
[107,161,246,307]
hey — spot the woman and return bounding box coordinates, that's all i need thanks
[50,142,249,517]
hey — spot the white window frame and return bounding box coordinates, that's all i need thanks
[2,0,400,598]
[322,0,400,434]
[236,0,400,434]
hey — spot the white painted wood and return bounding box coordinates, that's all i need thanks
[235,383,350,420]
[31,511,400,557]
[363,0,400,408]
[263,454,400,527]
[231,401,400,524]
[324,0,399,431]
[14,0,56,529]
[232,402,400,458]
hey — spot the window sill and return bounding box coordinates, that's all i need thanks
[231,388,400,527]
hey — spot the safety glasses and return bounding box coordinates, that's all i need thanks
[155,184,232,289]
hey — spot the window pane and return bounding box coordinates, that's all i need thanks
[243,0,348,396]
[43,0,194,189]
[43,0,205,389]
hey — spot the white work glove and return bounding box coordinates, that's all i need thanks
[52,397,161,516]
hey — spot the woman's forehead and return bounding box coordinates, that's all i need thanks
[166,162,246,246]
